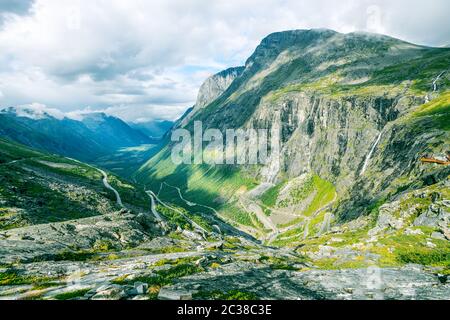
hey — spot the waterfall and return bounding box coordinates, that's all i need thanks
[432,71,446,92]
[423,71,445,103]
[360,131,383,176]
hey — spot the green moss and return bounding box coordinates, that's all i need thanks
[259,255,307,270]
[92,239,117,252]
[50,250,95,262]
[54,289,91,300]
[372,230,450,267]
[396,248,449,265]
[156,264,202,282]
[0,270,57,286]
[153,257,200,267]
[314,257,370,270]
[145,246,188,255]
[113,263,202,288]
[32,282,62,290]
[193,290,259,300]
[313,258,339,269]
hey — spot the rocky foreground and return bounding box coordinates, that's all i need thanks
[0,208,448,300]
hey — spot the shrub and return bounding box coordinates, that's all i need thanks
[396,248,450,265]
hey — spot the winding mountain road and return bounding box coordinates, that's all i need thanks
[0,159,21,166]
[65,157,123,208]
[145,190,164,222]
[98,168,123,207]
[3,155,123,208]
[240,198,277,234]
[0,156,45,166]
[144,190,170,232]
[163,182,196,207]
[162,182,222,217]
[267,193,337,244]
[146,187,208,235]
[160,182,260,239]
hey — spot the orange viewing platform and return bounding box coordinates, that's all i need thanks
[420,154,450,165]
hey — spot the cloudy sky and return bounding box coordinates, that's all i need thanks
[0,0,448,122]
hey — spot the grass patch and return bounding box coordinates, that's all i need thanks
[220,203,255,227]
[193,290,259,300]
[259,255,307,270]
[47,250,95,262]
[0,270,57,286]
[260,182,286,207]
[277,175,336,219]
[396,248,450,265]
[412,91,450,131]
[54,289,91,300]
[145,246,188,255]
[113,263,202,289]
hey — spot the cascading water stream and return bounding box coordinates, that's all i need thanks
[360,131,383,176]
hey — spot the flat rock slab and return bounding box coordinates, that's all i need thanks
[162,263,450,300]
[158,288,193,300]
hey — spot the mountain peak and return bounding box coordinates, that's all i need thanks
[261,28,337,42]
[80,112,109,121]
[0,104,65,120]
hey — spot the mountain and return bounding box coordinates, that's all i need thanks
[0,107,153,161]
[129,120,174,140]
[136,29,450,273]
[0,29,449,301]
[178,67,245,127]
[80,112,154,148]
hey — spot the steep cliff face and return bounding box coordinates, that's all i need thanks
[137,29,450,241]
[196,67,245,109]
[179,66,244,127]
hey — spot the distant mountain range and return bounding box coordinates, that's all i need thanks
[128,120,174,140]
[0,106,161,161]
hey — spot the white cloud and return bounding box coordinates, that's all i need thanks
[2,102,66,120]
[0,0,448,121]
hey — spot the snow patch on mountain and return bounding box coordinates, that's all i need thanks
[1,104,66,120]
[2,105,115,122]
